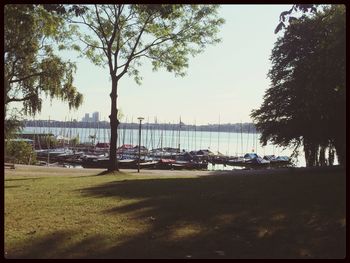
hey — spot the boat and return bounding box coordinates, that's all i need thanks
[245,156,270,166]
[81,157,137,169]
[226,156,246,166]
[155,158,176,170]
[264,155,292,166]
[35,148,74,161]
[81,157,110,168]
[139,160,159,169]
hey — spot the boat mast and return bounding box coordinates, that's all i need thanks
[33,117,36,150]
[217,115,220,154]
[236,124,239,156]
[158,118,163,157]
[104,118,107,143]
[160,122,163,153]
[74,117,78,150]
[117,122,120,149]
[209,124,212,150]
[246,123,250,153]
[194,119,197,151]
[170,121,174,150]
[69,117,72,148]
[150,117,154,151]
[63,116,67,147]
[227,123,231,156]
[240,121,243,155]
[178,116,181,153]
[145,117,149,150]
[255,129,258,155]
[199,125,202,150]
[187,122,190,150]
[130,116,133,146]
[122,116,127,147]
[47,116,50,165]
[96,114,100,145]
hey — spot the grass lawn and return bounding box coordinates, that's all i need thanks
[5,165,346,259]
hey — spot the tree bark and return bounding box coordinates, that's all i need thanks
[319,145,326,166]
[334,137,345,166]
[328,145,335,166]
[108,76,119,172]
[304,138,318,167]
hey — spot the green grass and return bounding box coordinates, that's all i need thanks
[5,165,346,259]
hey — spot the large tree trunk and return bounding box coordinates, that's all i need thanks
[328,145,335,166]
[333,116,346,166]
[334,137,346,166]
[318,145,326,166]
[304,138,318,167]
[108,76,119,172]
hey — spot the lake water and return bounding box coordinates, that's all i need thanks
[25,126,309,168]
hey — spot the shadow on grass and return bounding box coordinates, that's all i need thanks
[8,169,346,259]
[97,170,130,176]
[69,170,130,178]
[5,185,22,189]
[5,177,44,182]
[5,230,110,259]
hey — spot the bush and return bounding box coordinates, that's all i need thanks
[5,141,37,165]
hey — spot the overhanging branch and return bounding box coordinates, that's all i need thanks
[117,13,154,79]
[6,93,35,104]
[10,71,45,84]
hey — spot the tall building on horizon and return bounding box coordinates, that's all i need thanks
[82,113,90,122]
[92,112,99,122]
[82,112,99,122]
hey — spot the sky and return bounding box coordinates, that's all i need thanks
[23,5,291,125]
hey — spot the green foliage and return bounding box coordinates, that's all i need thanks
[252,5,345,166]
[4,5,83,117]
[70,4,224,83]
[70,136,80,146]
[5,141,37,165]
[5,114,24,140]
[35,135,58,149]
[275,4,320,33]
[47,136,59,148]
[69,4,224,171]
[117,108,124,121]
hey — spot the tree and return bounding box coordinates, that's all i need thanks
[5,140,37,165]
[4,107,24,140]
[69,4,224,171]
[251,5,345,166]
[275,4,318,33]
[4,5,83,124]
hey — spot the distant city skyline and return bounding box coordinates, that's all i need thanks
[81,112,100,122]
[13,5,291,125]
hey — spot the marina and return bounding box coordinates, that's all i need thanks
[21,123,296,170]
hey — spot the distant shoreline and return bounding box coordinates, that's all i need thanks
[23,120,258,133]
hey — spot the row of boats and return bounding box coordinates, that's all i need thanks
[35,144,292,170]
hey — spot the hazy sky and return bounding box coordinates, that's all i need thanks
[26,5,291,125]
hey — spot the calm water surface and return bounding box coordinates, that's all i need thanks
[25,126,310,168]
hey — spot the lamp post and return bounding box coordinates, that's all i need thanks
[137,117,144,173]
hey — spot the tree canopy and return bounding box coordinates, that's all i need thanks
[4,5,83,119]
[252,5,345,166]
[275,4,318,33]
[69,4,225,171]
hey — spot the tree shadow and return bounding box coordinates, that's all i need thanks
[7,170,346,259]
[5,177,44,182]
[68,170,129,178]
[96,170,130,176]
[5,185,22,189]
[5,230,112,259]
